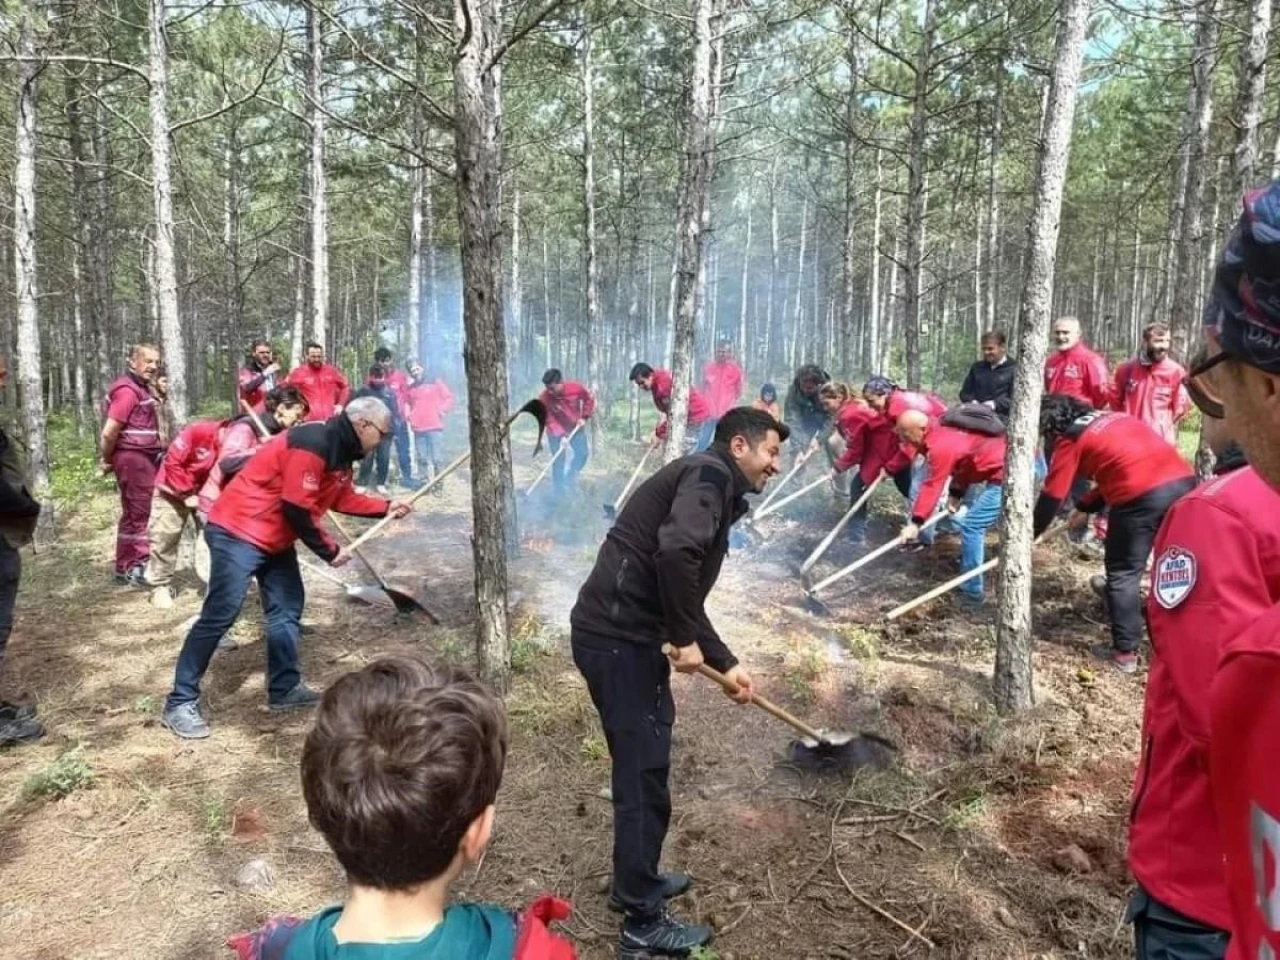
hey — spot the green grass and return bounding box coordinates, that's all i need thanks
[199,793,230,843]
[21,745,95,801]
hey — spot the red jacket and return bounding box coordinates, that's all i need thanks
[701,360,744,418]
[384,368,411,418]
[650,368,711,438]
[1130,465,1280,934]
[210,416,387,561]
[831,403,880,478]
[1042,411,1192,512]
[1112,356,1192,446]
[1212,597,1280,960]
[911,422,1007,522]
[104,373,163,456]
[404,379,455,432]
[156,419,225,499]
[238,362,277,413]
[1044,342,1112,408]
[884,389,947,421]
[198,418,261,518]
[284,362,350,422]
[539,381,596,437]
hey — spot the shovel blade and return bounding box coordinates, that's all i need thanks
[786,731,898,774]
[383,585,441,623]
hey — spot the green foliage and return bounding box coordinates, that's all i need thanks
[21,746,95,801]
[46,413,112,505]
[200,793,230,844]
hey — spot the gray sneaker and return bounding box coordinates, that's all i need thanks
[0,715,44,746]
[161,701,210,739]
[269,683,321,713]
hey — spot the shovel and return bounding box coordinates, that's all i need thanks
[603,440,657,521]
[341,398,548,555]
[526,420,585,496]
[798,472,885,584]
[663,645,897,774]
[298,557,392,606]
[330,514,442,622]
[753,447,814,516]
[752,474,829,522]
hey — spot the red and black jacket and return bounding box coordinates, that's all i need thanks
[209,415,388,560]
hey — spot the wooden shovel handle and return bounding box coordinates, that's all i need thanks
[662,645,825,741]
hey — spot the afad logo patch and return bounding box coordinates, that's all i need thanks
[1153,546,1197,610]
[301,471,321,492]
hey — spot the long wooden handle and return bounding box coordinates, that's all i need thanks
[754,474,829,520]
[800,472,885,575]
[239,399,271,439]
[662,645,825,741]
[808,508,952,596]
[755,448,811,514]
[338,452,469,554]
[525,420,585,495]
[328,513,390,589]
[298,557,353,587]
[614,442,656,511]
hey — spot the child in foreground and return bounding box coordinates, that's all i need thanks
[228,656,576,960]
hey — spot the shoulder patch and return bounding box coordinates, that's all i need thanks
[698,464,729,492]
[1153,546,1197,610]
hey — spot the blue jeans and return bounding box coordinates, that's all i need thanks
[549,430,589,492]
[357,435,391,486]
[847,468,913,542]
[956,483,1004,599]
[695,420,717,451]
[415,430,444,476]
[391,418,415,481]
[907,457,939,546]
[166,524,305,709]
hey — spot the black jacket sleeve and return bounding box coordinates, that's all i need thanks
[654,465,737,672]
[959,364,978,404]
[1032,492,1060,539]
[283,502,339,561]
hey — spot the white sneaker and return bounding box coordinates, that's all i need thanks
[151,586,174,609]
[354,486,368,495]
[375,485,389,495]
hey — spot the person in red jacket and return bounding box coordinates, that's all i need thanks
[143,416,227,609]
[821,384,910,546]
[701,339,744,424]
[1034,395,1195,672]
[160,397,413,740]
[100,342,163,585]
[629,362,713,450]
[285,342,350,422]
[1123,348,1262,959]
[238,339,280,414]
[896,409,1007,604]
[538,369,595,494]
[403,360,456,489]
[863,377,948,550]
[374,347,418,487]
[1044,316,1112,408]
[1112,323,1192,446]
[226,656,577,960]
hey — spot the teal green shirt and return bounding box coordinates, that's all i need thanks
[283,903,517,960]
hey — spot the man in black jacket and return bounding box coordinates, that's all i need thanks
[571,406,786,957]
[959,330,1016,418]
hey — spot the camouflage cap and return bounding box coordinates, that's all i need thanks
[1205,182,1280,374]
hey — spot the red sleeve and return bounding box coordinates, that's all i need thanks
[1151,502,1273,748]
[911,444,953,523]
[1173,379,1192,423]
[655,417,669,440]
[441,383,455,412]
[579,386,596,420]
[334,369,350,406]
[1111,363,1127,412]
[332,483,391,518]
[1042,437,1082,502]
[834,412,866,473]
[1089,353,1113,409]
[218,422,259,466]
[279,447,340,558]
[105,385,139,424]
[238,367,264,397]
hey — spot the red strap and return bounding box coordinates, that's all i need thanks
[513,896,576,960]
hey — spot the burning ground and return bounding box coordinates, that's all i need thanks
[0,443,1141,959]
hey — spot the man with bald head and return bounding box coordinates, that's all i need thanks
[896,408,1008,606]
[160,397,414,739]
[1044,316,1112,408]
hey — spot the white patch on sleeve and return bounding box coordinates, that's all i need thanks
[1153,546,1197,610]
[301,471,320,492]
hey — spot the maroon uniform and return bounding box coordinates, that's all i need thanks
[238,362,277,413]
[104,373,163,574]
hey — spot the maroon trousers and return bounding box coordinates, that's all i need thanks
[113,449,157,574]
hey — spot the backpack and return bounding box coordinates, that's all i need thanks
[940,403,1006,437]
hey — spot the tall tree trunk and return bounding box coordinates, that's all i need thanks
[994,0,1091,713]
[789,195,808,370]
[985,53,1004,334]
[511,186,522,380]
[425,161,439,343]
[291,253,305,365]
[1232,0,1271,195]
[14,15,53,540]
[308,0,330,351]
[65,58,91,432]
[1170,0,1220,357]
[766,160,780,373]
[582,15,601,419]
[841,31,859,375]
[223,110,242,412]
[91,65,115,392]
[663,0,717,462]
[408,166,424,361]
[149,0,188,423]
[454,0,514,687]
[868,148,883,372]
[738,192,752,360]
[902,0,935,389]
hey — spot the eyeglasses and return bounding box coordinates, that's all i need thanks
[1184,350,1230,420]
[361,419,389,439]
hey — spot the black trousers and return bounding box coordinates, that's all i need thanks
[1104,477,1196,653]
[571,628,674,921]
[846,467,912,541]
[1127,886,1228,960]
[0,540,20,679]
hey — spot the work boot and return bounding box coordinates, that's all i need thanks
[1090,643,1138,675]
[0,715,44,747]
[269,683,321,713]
[618,908,713,957]
[608,873,693,913]
[216,634,238,652]
[161,701,211,740]
[1089,574,1107,599]
[375,485,389,496]
[0,699,36,722]
[354,485,369,495]
[150,585,174,609]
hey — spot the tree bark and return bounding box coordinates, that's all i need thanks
[454,0,514,688]
[408,163,424,361]
[511,185,522,377]
[307,0,330,351]
[91,64,115,390]
[739,192,752,360]
[64,58,91,432]
[582,16,601,421]
[994,0,1092,713]
[902,0,936,390]
[663,0,718,463]
[14,14,53,541]
[868,148,883,372]
[1232,0,1271,194]
[149,0,188,423]
[985,52,1004,334]
[841,31,859,376]
[789,195,808,371]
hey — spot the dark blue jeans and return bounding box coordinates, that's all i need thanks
[549,430,589,492]
[166,524,305,709]
[391,417,414,481]
[357,435,391,486]
[695,420,717,451]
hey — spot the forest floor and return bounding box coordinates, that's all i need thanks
[0,432,1142,960]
